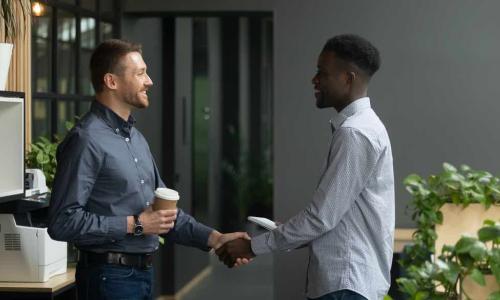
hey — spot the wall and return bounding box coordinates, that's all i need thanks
[121,17,168,296]
[121,18,164,172]
[123,1,500,299]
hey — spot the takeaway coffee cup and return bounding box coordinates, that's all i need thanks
[153,188,179,210]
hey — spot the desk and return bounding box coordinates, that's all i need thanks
[0,268,76,300]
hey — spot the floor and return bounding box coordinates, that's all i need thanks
[181,227,274,300]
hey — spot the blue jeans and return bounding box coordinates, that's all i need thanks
[309,290,367,300]
[76,261,154,300]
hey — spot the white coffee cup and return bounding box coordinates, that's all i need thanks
[153,188,179,211]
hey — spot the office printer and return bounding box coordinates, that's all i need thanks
[0,169,67,282]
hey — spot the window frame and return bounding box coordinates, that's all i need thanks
[31,0,121,140]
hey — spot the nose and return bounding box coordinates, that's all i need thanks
[312,74,318,85]
[146,74,153,87]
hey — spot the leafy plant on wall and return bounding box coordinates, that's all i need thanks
[25,120,77,189]
[397,163,500,299]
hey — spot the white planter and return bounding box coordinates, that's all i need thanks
[0,43,14,90]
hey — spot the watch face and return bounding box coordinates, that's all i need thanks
[134,224,144,236]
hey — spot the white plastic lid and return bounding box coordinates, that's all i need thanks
[154,188,180,201]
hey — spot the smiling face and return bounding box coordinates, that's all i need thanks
[114,51,153,109]
[311,51,351,111]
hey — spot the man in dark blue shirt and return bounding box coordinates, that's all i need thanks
[48,39,249,300]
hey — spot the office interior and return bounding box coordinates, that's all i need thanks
[0,1,499,299]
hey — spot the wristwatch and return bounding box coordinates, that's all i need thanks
[133,215,144,236]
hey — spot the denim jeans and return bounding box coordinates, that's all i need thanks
[308,289,368,300]
[76,261,154,300]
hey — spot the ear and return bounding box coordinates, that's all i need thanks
[346,71,356,86]
[103,73,118,91]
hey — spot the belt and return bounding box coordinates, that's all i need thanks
[78,251,154,270]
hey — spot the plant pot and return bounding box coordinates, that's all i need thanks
[0,43,13,90]
[436,203,500,256]
[461,274,499,300]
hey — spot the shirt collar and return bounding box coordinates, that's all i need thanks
[330,97,371,131]
[91,100,136,134]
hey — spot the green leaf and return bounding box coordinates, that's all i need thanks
[460,164,471,172]
[36,152,45,165]
[458,253,475,269]
[455,236,478,253]
[478,225,500,242]
[405,174,423,185]
[415,291,430,300]
[158,236,164,245]
[443,261,460,284]
[64,120,75,131]
[396,278,418,296]
[469,241,488,261]
[469,268,486,286]
[487,291,500,300]
[383,295,393,300]
[491,260,500,284]
[484,219,496,226]
[443,162,457,173]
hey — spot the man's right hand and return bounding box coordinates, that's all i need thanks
[128,208,177,235]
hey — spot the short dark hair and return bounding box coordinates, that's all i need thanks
[322,34,380,77]
[90,39,142,93]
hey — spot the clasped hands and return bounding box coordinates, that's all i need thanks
[208,231,256,268]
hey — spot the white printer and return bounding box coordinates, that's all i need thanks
[0,94,67,282]
[0,169,67,282]
[0,213,67,282]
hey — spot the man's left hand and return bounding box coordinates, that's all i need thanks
[215,238,255,268]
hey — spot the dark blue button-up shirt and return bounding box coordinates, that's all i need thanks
[48,100,213,253]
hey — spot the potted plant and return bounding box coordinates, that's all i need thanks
[397,163,500,299]
[0,0,30,90]
[25,120,76,189]
[398,220,500,299]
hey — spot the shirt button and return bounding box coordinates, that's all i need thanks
[115,128,119,133]
[134,158,138,163]
[140,179,145,184]
[146,201,150,206]
[125,137,130,142]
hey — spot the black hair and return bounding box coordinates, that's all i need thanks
[322,34,380,77]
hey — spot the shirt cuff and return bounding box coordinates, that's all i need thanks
[193,222,215,251]
[107,216,127,240]
[251,231,274,255]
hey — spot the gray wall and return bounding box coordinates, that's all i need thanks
[121,18,164,173]
[123,1,500,299]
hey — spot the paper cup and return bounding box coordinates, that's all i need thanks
[153,188,179,210]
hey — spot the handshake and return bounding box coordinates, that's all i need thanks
[209,231,256,268]
[136,209,256,268]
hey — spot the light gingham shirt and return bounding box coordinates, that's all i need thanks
[251,98,395,300]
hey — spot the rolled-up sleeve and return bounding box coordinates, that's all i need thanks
[251,127,380,255]
[48,129,127,245]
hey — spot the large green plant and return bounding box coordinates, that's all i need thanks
[398,220,500,300]
[397,163,500,299]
